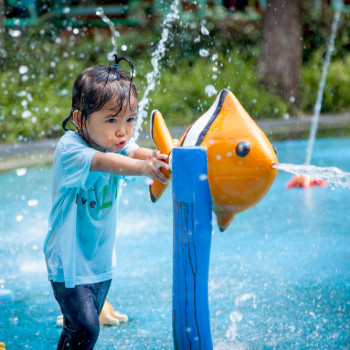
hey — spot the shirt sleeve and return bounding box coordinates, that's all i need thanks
[60,133,100,190]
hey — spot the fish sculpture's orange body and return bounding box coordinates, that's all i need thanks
[149,89,278,231]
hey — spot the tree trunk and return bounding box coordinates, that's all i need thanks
[257,0,302,106]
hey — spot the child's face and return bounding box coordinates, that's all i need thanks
[81,95,137,152]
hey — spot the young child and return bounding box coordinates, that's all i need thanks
[43,55,170,349]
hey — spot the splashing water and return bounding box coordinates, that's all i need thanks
[133,0,180,141]
[305,10,340,165]
[96,7,120,60]
[275,163,350,189]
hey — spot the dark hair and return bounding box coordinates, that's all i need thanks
[62,55,137,132]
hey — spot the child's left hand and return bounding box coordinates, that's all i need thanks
[152,149,168,163]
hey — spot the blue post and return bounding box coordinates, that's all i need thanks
[172,147,213,350]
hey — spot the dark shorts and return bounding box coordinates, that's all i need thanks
[51,279,112,350]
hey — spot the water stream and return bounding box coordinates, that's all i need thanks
[133,0,180,141]
[305,9,341,165]
[96,7,120,60]
[275,163,350,189]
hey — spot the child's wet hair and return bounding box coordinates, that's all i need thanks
[62,55,137,132]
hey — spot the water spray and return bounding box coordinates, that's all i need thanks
[305,9,340,166]
[96,7,120,60]
[286,8,341,189]
[133,0,180,141]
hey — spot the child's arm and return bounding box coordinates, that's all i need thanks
[128,147,163,161]
[90,151,170,184]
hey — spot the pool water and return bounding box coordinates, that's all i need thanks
[0,137,349,349]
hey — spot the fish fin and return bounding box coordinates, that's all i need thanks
[180,89,229,147]
[149,110,173,203]
[214,206,236,232]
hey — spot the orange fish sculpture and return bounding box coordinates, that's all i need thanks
[149,89,278,231]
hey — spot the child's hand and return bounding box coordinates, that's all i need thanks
[143,152,170,184]
[152,149,168,162]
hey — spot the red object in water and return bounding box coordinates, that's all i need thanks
[286,174,328,188]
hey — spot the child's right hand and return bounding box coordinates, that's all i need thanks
[142,155,170,185]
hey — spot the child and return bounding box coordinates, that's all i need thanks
[43,55,170,349]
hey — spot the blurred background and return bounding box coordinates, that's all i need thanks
[0,0,350,145]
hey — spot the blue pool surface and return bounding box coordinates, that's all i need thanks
[0,137,349,349]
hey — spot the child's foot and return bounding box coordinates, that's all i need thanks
[55,301,128,327]
[99,301,128,326]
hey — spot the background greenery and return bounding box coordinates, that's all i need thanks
[1,5,350,143]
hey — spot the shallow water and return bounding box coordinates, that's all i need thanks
[0,137,349,349]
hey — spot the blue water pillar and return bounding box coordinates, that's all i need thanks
[172,147,213,350]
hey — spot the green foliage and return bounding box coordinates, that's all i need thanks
[300,54,350,113]
[1,9,350,143]
[147,50,288,129]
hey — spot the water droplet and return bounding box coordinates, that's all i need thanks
[59,89,68,96]
[9,29,21,38]
[22,111,32,119]
[205,84,217,97]
[199,49,209,57]
[145,178,154,185]
[19,66,28,74]
[16,168,27,176]
[28,199,39,207]
[201,25,209,35]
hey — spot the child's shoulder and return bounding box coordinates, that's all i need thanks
[54,131,93,162]
[57,131,87,150]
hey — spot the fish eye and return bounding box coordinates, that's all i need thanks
[236,141,250,158]
[272,145,277,154]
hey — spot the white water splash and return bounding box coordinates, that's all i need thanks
[275,163,350,189]
[133,0,180,141]
[225,293,256,342]
[225,311,243,341]
[234,293,257,309]
[205,84,217,97]
[305,10,340,165]
[96,7,120,60]
[199,48,210,57]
